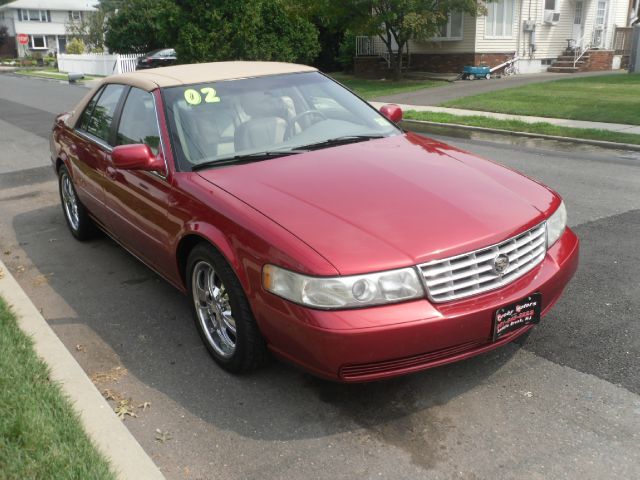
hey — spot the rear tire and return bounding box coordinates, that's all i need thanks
[58,165,96,241]
[187,243,268,373]
[468,74,476,80]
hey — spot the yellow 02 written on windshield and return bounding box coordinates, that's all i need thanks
[184,87,220,105]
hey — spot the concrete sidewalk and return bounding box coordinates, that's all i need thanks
[370,101,640,135]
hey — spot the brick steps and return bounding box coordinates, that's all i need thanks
[548,48,585,73]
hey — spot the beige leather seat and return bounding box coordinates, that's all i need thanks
[234,92,287,152]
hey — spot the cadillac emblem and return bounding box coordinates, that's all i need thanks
[492,254,510,275]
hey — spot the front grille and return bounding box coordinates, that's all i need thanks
[419,222,547,303]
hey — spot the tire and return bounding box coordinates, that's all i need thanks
[468,73,476,80]
[58,165,96,240]
[187,243,268,373]
[485,73,491,80]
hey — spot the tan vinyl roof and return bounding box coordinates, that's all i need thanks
[67,61,318,128]
[103,61,318,91]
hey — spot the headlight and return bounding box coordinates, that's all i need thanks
[546,200,567,247]
[262,264,424,309]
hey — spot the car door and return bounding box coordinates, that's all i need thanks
[104,87,175,277]
[68,84,127,225]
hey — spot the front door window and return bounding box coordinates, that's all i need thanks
[593,0,607,47]
[572,1,584,43]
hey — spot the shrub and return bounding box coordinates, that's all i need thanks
[66,38,86,55]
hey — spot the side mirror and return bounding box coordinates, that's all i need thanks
[112,144,164,173]
[379,104,403,123]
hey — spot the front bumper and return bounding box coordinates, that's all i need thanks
[253,228,579,382]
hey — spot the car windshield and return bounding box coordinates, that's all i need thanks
[162,72,401,171]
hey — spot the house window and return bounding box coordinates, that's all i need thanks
[595,0,606,26]
[69,11,82,21]
[545,0,558,11]
[485,0,514,37]
[30,35,47,49]
[433,12,463,40]
[19,9,49,22]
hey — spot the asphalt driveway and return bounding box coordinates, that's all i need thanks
[0,74,639,480]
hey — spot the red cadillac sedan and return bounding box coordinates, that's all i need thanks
[50,62,579,382]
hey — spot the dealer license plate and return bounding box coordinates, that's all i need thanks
[493,293,542,341]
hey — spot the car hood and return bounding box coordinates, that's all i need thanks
[197,133,557,275]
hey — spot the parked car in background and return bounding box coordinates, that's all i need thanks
[136,48,176,69]
[49,62,578,382]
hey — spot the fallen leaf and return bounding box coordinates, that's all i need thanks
[3,250,10,255]
[16,265,25,274]
[32,273,53,287]
[102,388,123,402]
[155,429,172,443]
[115,398,137,420]
[91,366,128,384]
[75,344,86,352]
[138,401,151,411]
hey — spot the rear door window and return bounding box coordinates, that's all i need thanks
[77,86,103,131]
[116,88,161,154]
[84,84,126,144]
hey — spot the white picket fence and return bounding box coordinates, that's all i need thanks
[57,53,142,76]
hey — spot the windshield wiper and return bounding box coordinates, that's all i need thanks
[192,149,304,171]
[296,134,386,151]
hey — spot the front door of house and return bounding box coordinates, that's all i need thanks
[572,1,585,44]
[592,0,608,48]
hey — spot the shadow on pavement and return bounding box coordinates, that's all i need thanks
[13,204,521,455]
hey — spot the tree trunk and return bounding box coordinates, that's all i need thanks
[392,50,402,80]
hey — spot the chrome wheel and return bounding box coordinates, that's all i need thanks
[191,260,237,358]
[61,173,80,231]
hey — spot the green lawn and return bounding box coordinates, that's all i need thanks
[403,110,640,146]
[443,74,640,125]
[15,69,99,82]
[329,73,441,100]
[0,298,115,479]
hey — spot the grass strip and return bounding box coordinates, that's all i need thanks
[0,297,115,479]
[329,73,441,100]
[403,110,640,146]
[442,74,640,126]
[15,69,98,81]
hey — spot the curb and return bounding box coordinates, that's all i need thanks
[0,259,164,480]
[401,118,640,152]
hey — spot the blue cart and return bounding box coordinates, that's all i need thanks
[462,65,491,80]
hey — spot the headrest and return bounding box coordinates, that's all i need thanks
[240,91,284,118]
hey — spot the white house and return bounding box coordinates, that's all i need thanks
[355,0,636,74]
[0,0,97,58]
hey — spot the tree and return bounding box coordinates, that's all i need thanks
[174,0,319,64]
[66,10,108,52]
[105,0,179,53]
[314,0,485,79]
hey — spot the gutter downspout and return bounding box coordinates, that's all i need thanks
[517,0,526,58]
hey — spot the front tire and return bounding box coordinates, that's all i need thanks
[58,165,95,240]
[187,243,268,373]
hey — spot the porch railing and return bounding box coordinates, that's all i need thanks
[573,34,591,67]
[355,36,410,68]
[613,27,633,55]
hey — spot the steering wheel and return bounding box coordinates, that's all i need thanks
[285,110,327,138]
